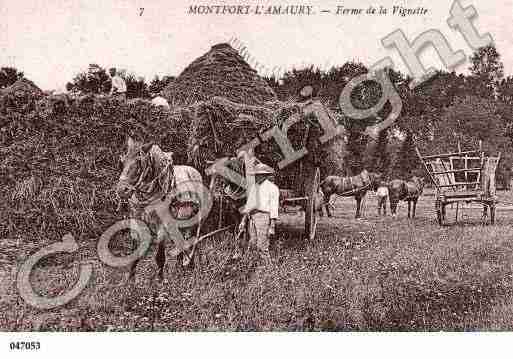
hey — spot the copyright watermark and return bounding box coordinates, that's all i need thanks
[16,0,493,312]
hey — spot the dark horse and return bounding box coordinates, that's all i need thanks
[320,170,382,218]
[388,176,425,218]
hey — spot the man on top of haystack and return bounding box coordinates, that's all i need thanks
[109,67,127,101]
[299,85,314,103]
[238,160,280,267]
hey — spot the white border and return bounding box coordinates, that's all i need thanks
[1,332,513,359]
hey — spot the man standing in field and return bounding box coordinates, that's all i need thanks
[109,67,127,101]
[376,180,389,216]
[239,162,279,266]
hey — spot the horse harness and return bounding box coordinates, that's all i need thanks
[126,147,176,208]
[338,171,373,197]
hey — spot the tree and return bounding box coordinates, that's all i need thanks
[393,131,420,179]
[276,65,324,101]
[67,65,151,98]
[0,67,24,89]
[344,124,368,176]
[435,95,512,188]
[148,75,175,94]
[368,129,391,176]
[66,64,110,94]
[319,61,368,109]
[437,96,503,146]
[399,70,468,143]
[123,73,149,99]
[498,76,513,105]
[467,45,504,98]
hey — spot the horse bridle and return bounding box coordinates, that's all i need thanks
[119,149,174,201]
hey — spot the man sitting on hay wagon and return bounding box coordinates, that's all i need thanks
[239,162,280,266]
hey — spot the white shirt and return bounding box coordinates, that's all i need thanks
[151,96,170,109]
[111,75,127,93]
[376,186,389,197]
[243,179,280,219]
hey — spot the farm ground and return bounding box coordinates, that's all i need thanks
[2,188,513,331]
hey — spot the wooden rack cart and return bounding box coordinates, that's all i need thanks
[416,143,500,226]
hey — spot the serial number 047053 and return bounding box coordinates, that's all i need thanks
[10,341,41,350]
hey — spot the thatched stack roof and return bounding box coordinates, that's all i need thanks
[162,43,277,107]
[1,78,43,96]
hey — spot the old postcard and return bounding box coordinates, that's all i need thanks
[1,0,513,356]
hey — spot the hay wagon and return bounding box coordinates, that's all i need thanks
[184,98,342,243]
[416,144,500,226]
[206,144,322,242]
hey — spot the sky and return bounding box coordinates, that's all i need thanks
[2,0,513,91]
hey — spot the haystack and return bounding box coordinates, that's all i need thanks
[1,78,43,97]
[162,43,277,106]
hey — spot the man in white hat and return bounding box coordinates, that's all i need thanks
[299,85,314,102]
[240,161,279,266]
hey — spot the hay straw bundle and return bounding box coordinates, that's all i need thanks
[185,97,346,189]
[162,43,277,107]
[0,96,191,242]
[1,78,43,96]
[1,78,44,112]
[1,89,346,247]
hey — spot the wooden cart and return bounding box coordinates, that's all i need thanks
[209,156,321,241]
[416,144,500,226]
[191,99,340,243]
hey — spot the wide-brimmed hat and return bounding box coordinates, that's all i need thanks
[299,85,313,99]
[248,163,275,175]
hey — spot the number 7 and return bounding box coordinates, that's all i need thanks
[139,8,144,16]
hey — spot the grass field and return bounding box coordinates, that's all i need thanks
[2,188,513,331]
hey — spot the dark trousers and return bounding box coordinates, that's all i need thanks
[377,195,388,216]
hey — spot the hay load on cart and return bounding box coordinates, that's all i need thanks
[160,43,347,241]
[185,95,346,240]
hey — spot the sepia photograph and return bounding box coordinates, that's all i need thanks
[2,0,513,355]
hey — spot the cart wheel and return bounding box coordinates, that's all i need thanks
[305,167,320,240]
[435,200,442,226]
[435,200,445,226]
[436,209,442,226]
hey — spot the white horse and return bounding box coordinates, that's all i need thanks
[116,137,204,280]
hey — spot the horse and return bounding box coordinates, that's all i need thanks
[388,176,425,218]
[320,170,382,218]
[115,136,204,280]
